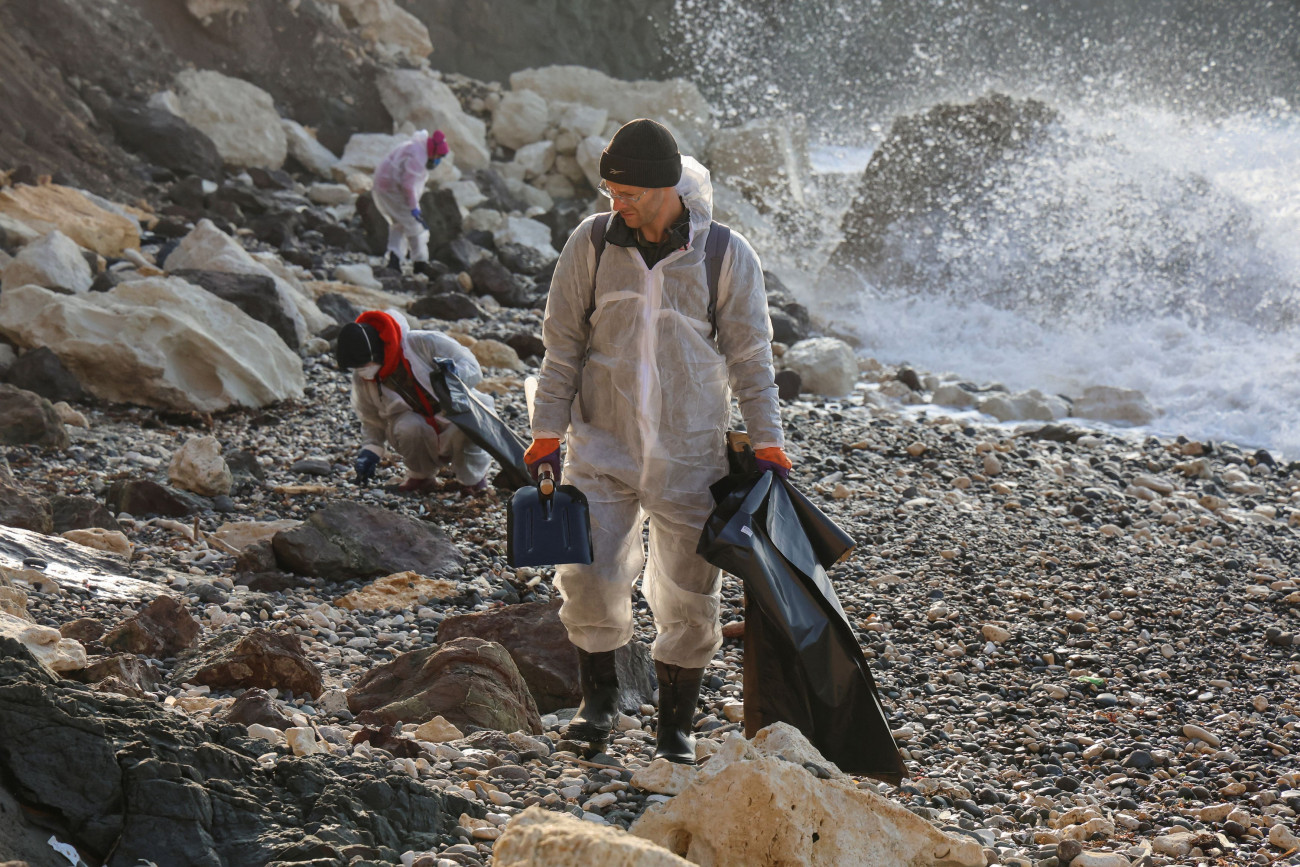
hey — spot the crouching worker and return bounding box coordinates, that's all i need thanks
[372,128,449,277]
[335,309,490,494]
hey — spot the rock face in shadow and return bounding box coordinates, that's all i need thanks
[272,502,462,582]
[0,639,479,866]
[347,636,542,735]
[172,628,324,698]
[437,600,655,714]
[102,594,202,659]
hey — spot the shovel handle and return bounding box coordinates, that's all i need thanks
[538,464,555,496]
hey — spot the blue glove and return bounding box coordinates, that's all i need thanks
[354,449,380,483]
[411,207,427,230]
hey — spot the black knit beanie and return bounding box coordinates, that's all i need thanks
[335,322,383,370]
[599,118,682,189]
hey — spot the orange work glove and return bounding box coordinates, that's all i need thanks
[754,446,792,478]
[524,437,561,483]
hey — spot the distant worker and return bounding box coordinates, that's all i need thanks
[372,129,448,278]
[524,118,791,764]
[335,309,490,495]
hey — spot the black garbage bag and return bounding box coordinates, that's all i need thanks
[427,362,532,490]
[699,445,906,783]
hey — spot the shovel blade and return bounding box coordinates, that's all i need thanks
[507,483,594,567]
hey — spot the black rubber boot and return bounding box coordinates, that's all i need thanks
[653,661,705,764]
[564,648,619,750]
[385,251,401,271]
[413,260,439,280]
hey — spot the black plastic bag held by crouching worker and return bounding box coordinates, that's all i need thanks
[698,434,907,783]
[427,361,532,490]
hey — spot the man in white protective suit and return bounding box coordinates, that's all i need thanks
[524,118,793,763]
[372,129,448,278]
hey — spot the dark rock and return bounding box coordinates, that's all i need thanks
[173,628,323,698]
[351,724,424,758]
[468,257,531,307]
[247,167,295,191]
[105,479,209,518]
[417,188,464,252]
[289,458,332,476]
[1056,839,1083,862]
[59,617,104,644]
[775,369,802,401]
[249,211,299,248]
[224,449,267,482]
[897,367,923,392]
[106,101,223,182]
[496,242,554,275]
[0,384,70,450]
[0,639,477,866]
[437,600,655,713]
[0,480,52,534]
[235,538,278,574]
[236,571,311,593]
[502,332,546,362]
[769,308,807,344]
[348,637,542,734]
[471,168,527,212]
[103,595,201,659]
[170,269,300,351]
[315,292,361,326]
[538,200,591,252]
[272,501,462,582]
[221,687,295,731]
[3,347,85,403]
[88,269,124,292]
[48,495,121,533]
[409,292,484,321]
[354,192,391,256]
[168,175,210,210]
[71,653,160,694]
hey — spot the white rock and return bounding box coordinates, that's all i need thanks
[0,610,86,674]
[1071,385,1156,426]
[317,688,350,715]
[977,389,1070,422]
[0,278,304,412]
[981,624,1012,643]
[1,230,93,294]
[377,69,491,171]
[630,725,982,867]
[1070,853,1131,867]
[495,806,694,866]
[551,101,608,139]
[335,132,409,177]
[1269,823,1300,850]
[166,219,320,348]
[334,263,383,290]
[60,528,132,558]
[575,134,606,192]
[285,726,323,757]
[246,723,284,744]
[414,716,463,743]
[1182,724,1220,748]
[709,117,809,206]
[932,382,977,409]
[513,140,556,180]
[173,69,286,170]
[169,435,233,497]
[1150,831,1196,857]
[0,212,40,248]
[448,180,487,213]
[783,338,858,397]
[493,89,550,151]
[281,119,340,178]
[630,758,699,797]
[472,339,524,371]
[211,519,299,551]
[509,66,714,158]
[319,0,431,65]
[307,183,355,206]
[494,216,559,261]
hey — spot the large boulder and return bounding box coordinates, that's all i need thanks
[2,346,86,403]
[347,636,542,734]
[171,269,303,351]
[336,132,407,178]
[0,278,305,412]
[630,724,984,867]
[0,229,93,294]
[105,479,209,519]
[1071,385,1157,426]
[0,184,140,257]
[492,89,550,151]
[272,501,461,582]
[977,389,1071,422]
[509,66,713,158]
[103,595,201,659]
[106,100,224,182]
[0,479,53,534]
[377,69,491,171]
[170,69,287,170]
[173,628,323,697]
[318,0,432,65]
[0,384,69,450]
[280,118,339,178]
[496,806,693,867]
[437,600,655,714]
[708,117,810,207]
[49,495,121,533]
[166,219,326,348]
[781,338,859,397]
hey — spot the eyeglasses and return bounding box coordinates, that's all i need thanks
[598,181,649,204]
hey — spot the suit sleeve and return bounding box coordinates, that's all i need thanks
[714,230,784,449]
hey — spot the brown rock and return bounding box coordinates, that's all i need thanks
[221,687,295,731]
[335,570,457,612]
[272,502,461,582]
[436,600,656,714]
[59,617,104,643]
[0,183,141,256]
[348,636,541,734]
[175,628,323,698]
[0,479,52,534]
[0,384,70,450]
[72,653,159,694]
[103,595,201,659]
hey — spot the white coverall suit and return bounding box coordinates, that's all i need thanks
[531,157,784,669]
[373,130,432,264]
[352,316,492,485]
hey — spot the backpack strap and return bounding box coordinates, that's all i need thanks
[587,212,611,322]
[703,221,731,339]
